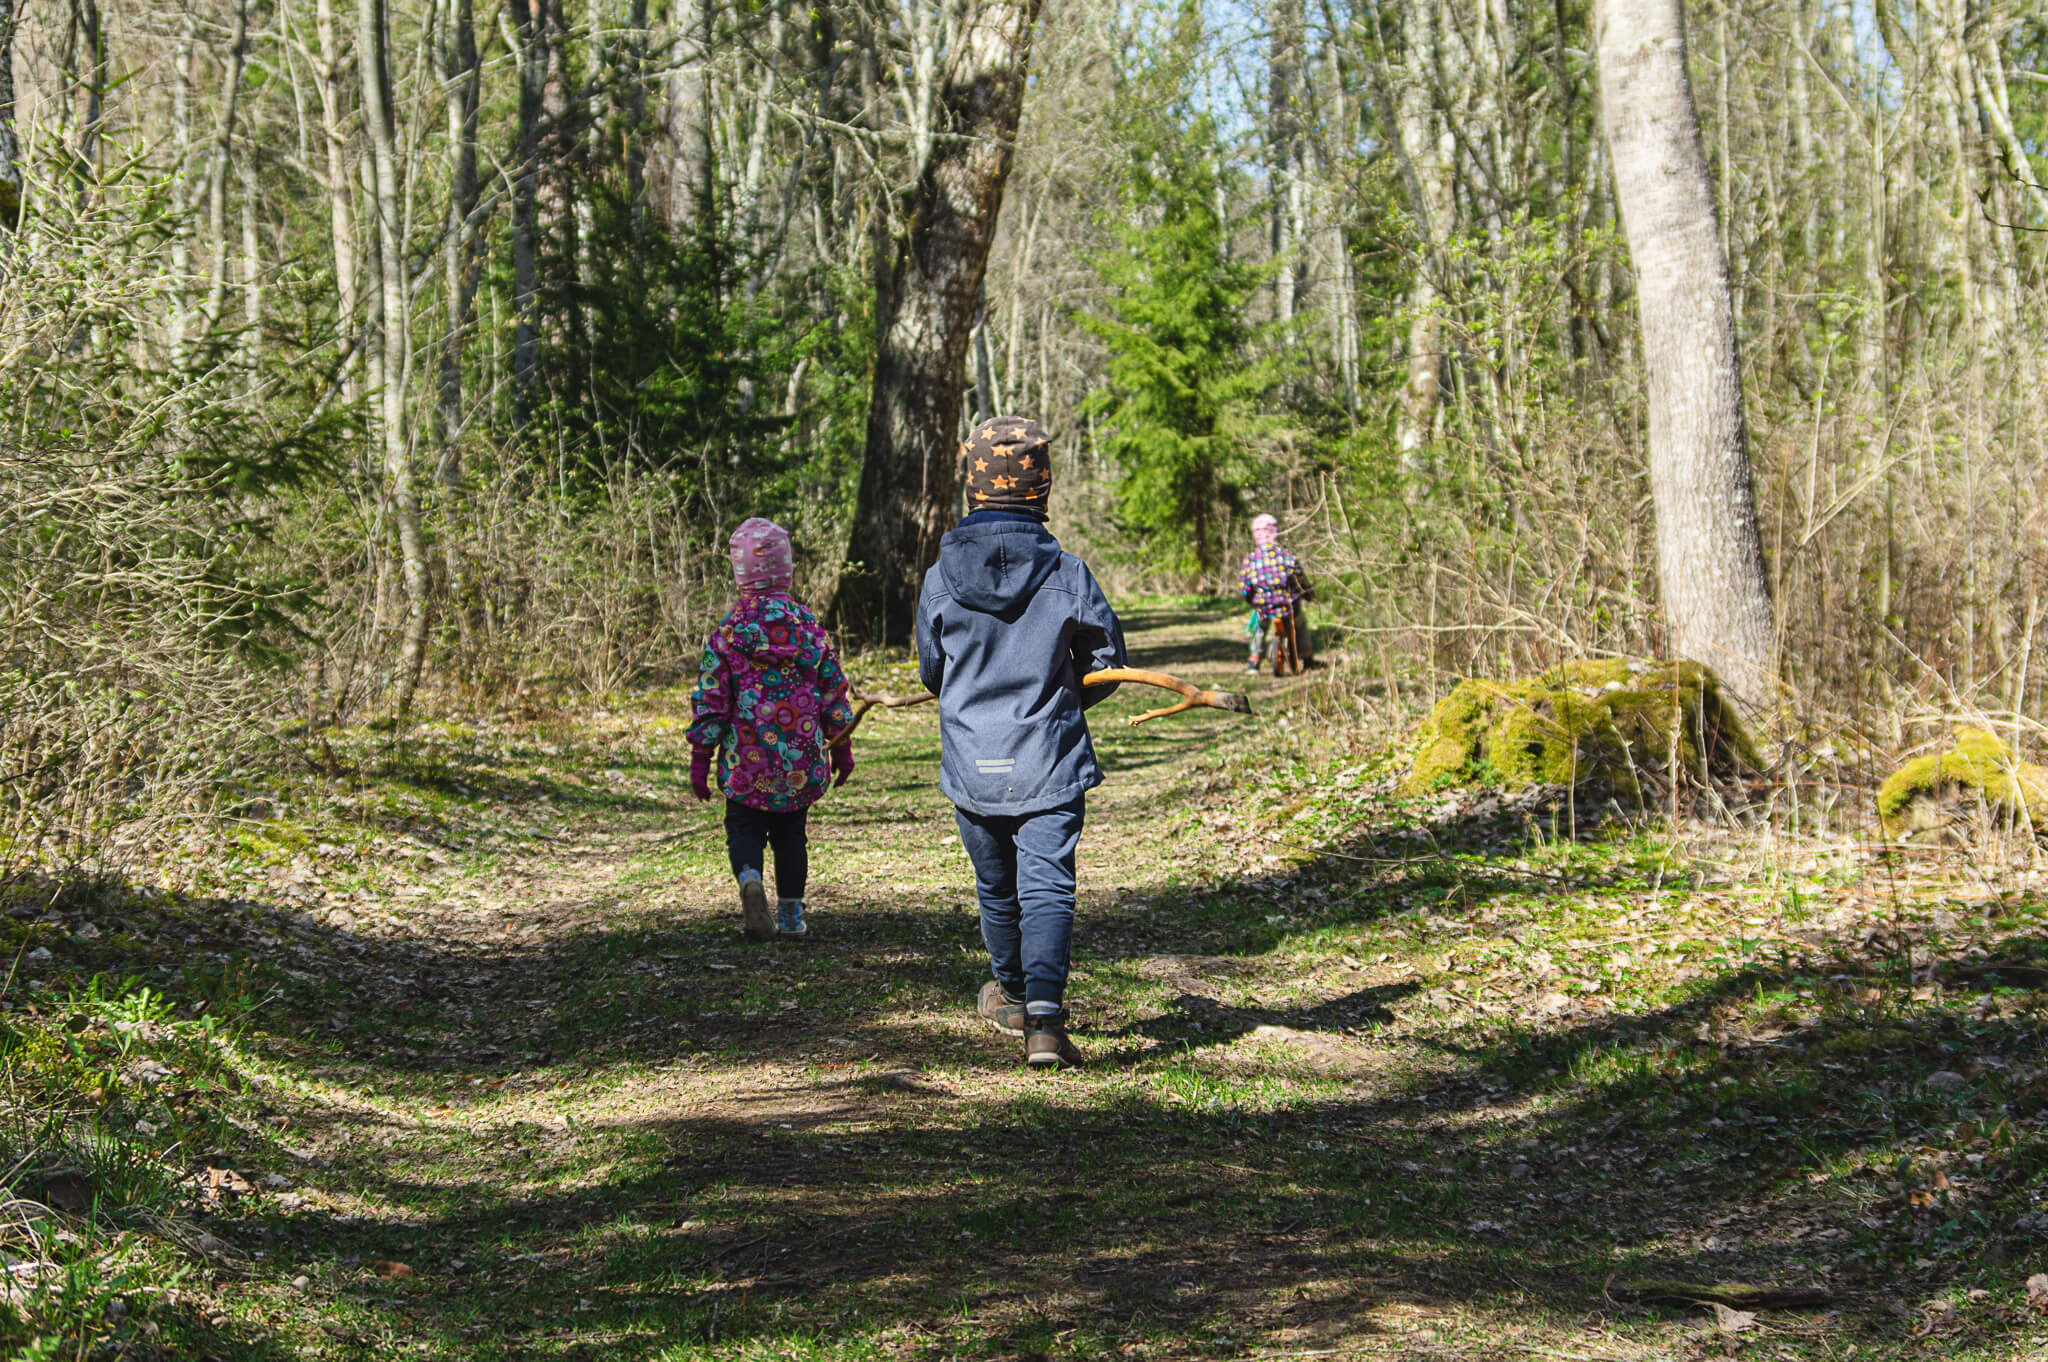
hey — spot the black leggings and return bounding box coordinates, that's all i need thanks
[724,801,809,900]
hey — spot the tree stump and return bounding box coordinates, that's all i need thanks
[1402,659,1757,801]
[1877,728,2048,842]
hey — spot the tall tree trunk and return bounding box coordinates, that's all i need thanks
[734,7,782,251]
[170,17,196,370]
[833,0,1044,644]
[509,0,549,430]
[623,0,650,223]
[314,0,360,403]
[239,129,261,383]
[1394,0,1455,480]
[0,0,20,229]
[661,0,713,235]
[1267,0,1303,324]
[437,0,482,648]
[439,0,482,454]
[200,0,251,334]
[70,0,105,216]
[1595,0,1776,711]
[360,0,432,714]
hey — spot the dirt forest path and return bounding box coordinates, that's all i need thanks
[208,601,2044,1361]
[260,601,1511,1362]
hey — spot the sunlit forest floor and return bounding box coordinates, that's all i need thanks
[7,602,2048,1359]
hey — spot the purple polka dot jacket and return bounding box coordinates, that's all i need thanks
[1238,544,1310,618]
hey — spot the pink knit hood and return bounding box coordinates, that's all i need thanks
[729,517,794,595]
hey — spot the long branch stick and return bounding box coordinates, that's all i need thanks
[828,668,1252,746]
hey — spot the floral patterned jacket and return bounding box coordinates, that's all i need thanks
[687,593,855,811]
[1238,544,1310,618]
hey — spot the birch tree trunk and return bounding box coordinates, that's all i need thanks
[1595,0,1776,711]
[833,0,1044,644]
[360,0,432,713]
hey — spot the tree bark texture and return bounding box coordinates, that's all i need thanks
[201,0,251,334]
[1267,0,1303,323]
[509,0,549,430]
[1393,0,1458,481]
[0,0,22,227]
[313,0,359,403]
[169,18,195,369]
[834,0,1043,644]
[74,0,105,206]
[360,0,432,713]
[439,0,482,457]
[1595,0,1776,711]
[660,0,713,235]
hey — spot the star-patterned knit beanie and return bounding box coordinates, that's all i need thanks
[729,516,794,595]
[1251,514,1280,547]
[962,416,1053,520]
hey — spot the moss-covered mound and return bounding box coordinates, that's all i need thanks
[1876,727,2048,839]
[1402,659,1758,799]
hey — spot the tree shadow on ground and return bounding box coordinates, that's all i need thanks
[8,783,2044,1356]
[1116,625,1257,674]
[196,933,2048,1359]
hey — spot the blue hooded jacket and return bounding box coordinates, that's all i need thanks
[915,519,1127,816]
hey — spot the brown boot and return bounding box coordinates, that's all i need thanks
[977,981,1026,1034]
[1023,1012,1082,1069]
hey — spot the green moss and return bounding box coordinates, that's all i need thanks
[1402,659,1757,799]
[1876,727,2048,837]
[227,818,315,859]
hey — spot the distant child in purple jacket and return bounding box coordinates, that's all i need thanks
[688,518,856,940]
[1238,513,1315,673]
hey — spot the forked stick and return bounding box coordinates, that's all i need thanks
[828,667,1252,745]
[1081,667,1254,726]
[829,690,939,746]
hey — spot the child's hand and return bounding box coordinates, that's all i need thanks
[830,742,855,788]
[689,745,713,802]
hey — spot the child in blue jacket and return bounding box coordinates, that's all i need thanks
[914,416,1126,1069]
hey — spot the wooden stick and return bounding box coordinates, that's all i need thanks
[1611,1279,1832,1310]
[1082,667,1254,726]
[827,667,1252,744]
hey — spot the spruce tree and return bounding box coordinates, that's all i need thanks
[1081,6,1275,582]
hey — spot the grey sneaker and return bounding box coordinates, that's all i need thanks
[738,871,774,941]
[777,899,808,937]
[976,981,1026,1033]
[1024,1012,1083,1069]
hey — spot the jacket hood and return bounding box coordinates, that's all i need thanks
[724,594,809,666]
[938,521,1063,615]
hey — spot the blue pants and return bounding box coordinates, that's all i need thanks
[954,797,1085,1009]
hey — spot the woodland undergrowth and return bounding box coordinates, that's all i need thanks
[0,620,2044,1357]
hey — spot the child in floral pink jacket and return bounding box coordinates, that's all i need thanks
[688,518,856,940]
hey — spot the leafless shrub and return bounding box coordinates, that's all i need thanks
[0,177,312,874]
